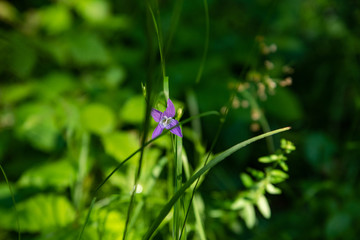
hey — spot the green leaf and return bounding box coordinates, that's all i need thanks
[281,138,296,153]
[240,173,253,188]
[69,32,109,65]
[279,161,289,171]
[258,154,286,163]
[0,194,75,232]
[143,127,290,239]
[266,183,282,194]
[102,131,139,162]
[81,103,116,135]
[1,83,35,104]
[256,195,271,219]
[39,4,72,34]
[120,95,145,124]
[18,159,76,189]
[269,169,289,183]
[15,103,59,152]
[240,202,256,228]
[247,168,265,179]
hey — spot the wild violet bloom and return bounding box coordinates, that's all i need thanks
[151,99,183,139]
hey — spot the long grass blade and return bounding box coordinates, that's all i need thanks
[143,127,291,240]
[77,111,219,238]
[77,197,96,240]
[0,164,21,240]
[195,0,209,83]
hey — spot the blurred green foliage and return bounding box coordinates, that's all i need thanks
[0,0,360,239]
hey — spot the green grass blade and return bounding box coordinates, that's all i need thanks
[182,150,206,240]
[143,127,291,240]
[0,164,21,240]
[147,2,166,80]
[77,111,219,238]
[173,136,183,239]
[195,0,209,83]
[77,197,96,240]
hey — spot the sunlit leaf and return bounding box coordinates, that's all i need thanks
[81,103,116,135]
[18,159,76,189]
[39,5,72,34]
[240,202,256,228]
[15,103,59,152]
[102,131,139,162]
[256,195,271,219]
[269,169,288,183]
[240,173,253,188]
[266,183,282,194]
[1,83,35,104]
[120,95,145,124]
[0,194,75,232]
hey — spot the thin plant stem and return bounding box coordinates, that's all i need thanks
[195,0,210,83]
[144,127,291,240]
[77,111,219,240]
[0,164,21,240]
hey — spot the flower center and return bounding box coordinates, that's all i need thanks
[160,116,172,128]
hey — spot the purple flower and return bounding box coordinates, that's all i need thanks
[151,99,183,139]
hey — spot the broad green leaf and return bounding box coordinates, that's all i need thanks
[0,194,75,232]
[104,66,126,88]
[39,5,72,34]
[120,95,145,124]
[143,127,290,239]
[36,72,75,100]
[1,83,35,104]
[256,195,271,219]
[74,0,110,24]
[102,131,139,162]
[81,103,116,135]
[18,159,76,189]
[69,31,109,65]
[15,103,59,152]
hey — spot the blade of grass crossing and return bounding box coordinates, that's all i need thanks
[173,136,183,239]
[77,197,96,240]
[143,127,291,239]
[0,164,21,240]
[182,150,206,240]
[77,111,219,239]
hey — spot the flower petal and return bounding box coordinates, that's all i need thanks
[151,108,163,122]
[152,124,164,139]
[166,119,183,137]
[164,99,175,118]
